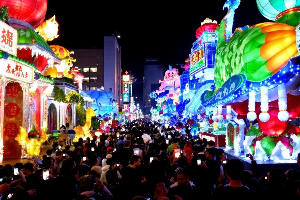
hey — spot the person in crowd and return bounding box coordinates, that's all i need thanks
[122,155,147,199]
[182,141,193,165]
[212,159,260,200]
[75,175,113,200]
[118,140,133,168]
[8,119,300,200]
[167,167,200,200]
[116,135,125,148]
[202,147,221,187]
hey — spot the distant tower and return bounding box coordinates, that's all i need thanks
[143,58,164,114]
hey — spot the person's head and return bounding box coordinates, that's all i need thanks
[119,135,124,141]
[216,148,225,158]
[46,149,52,156]
[287,169,300,182]
[225,159,244,181]
[269,168,286,186]
[198,145,205,153]
[207,140,215,148]
[185,141,192,148]
[177,156,188,168]
[65,145,70,151]
[205,147,216,160]
[125,140,131,148]
[23,163,34,175]
[176,168,190,185]
[130,155,141,168]
[87,169,100,179]
[79,175,95,193]
[90,154,100,166]
[61,158,75,174]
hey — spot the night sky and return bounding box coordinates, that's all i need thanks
[45,0,270,82]
[46,0,269,106]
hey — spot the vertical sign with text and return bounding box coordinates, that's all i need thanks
[122,74,130,103]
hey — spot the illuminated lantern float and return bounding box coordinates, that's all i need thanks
[153,66,181,124]
[0,1,63,159]
[198,0,300,160]
[185,18,218,116]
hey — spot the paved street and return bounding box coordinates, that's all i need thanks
[0,147,49,166]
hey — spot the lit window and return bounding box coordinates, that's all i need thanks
[90,68,97,72]
[83,68,89,72]
[90,77,97,82]
[84,77,89,82]
[90,87,97,90]
[86,87,89,91]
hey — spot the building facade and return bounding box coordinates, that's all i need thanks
[71,49,104,91]
[104,36,122,106]
[143,58,164,114]
[70,36,122,105]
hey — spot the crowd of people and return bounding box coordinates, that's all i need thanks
[0,119,299,200]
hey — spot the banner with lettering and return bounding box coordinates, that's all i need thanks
[201,74,246,107]
[3,82,22,158]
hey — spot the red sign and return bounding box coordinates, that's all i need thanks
[4,103,20,118]
[6,82,21,97]
[4,122,18,138]
[6,63,29,79]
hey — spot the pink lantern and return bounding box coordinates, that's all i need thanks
[105,126,110,132]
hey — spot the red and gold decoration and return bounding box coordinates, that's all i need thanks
[15,126,47,157]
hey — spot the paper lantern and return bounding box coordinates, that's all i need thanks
[0,0,47,28]
[258,107,288,136]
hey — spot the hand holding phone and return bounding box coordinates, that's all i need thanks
[150,157,154,163]
[13,168,18,176]
[83,157,86,161]
[43,169,49,180]
[197,159,201,165]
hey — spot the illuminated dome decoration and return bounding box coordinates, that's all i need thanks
[0,0,47,28]
[196,18,219,38]
[257,0,300,23]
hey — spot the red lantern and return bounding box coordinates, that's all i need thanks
[258,107,288,136]
[0,0,47,28]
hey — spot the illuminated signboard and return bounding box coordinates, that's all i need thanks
[123,73,130,103]
[0,59,34,83]
[0,20,18,56]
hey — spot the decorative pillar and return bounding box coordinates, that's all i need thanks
[0,78,6,161]
[277,83,289,121]
[259,86,270,122]
[247,90,257,121]
[212,107,218,122]
[226,105,232,121]
[218,105,223,121]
